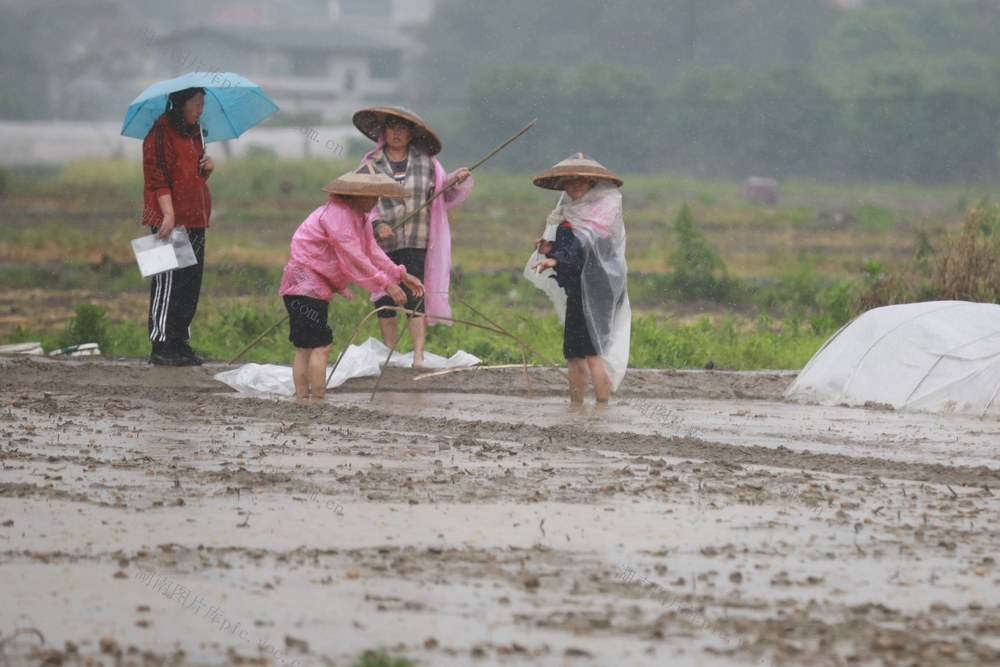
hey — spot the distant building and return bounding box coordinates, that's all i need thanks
[328,0,437,26]
[144,25,409,120]
[135,0,440,121]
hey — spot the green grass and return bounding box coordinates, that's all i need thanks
[4,157,995,371]
[352,650,417,667]
[3,271,836,370]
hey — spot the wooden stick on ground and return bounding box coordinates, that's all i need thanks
[368,296,424,402]
[324,295,548,401]
[453,293,565,373]
[413,364,542,380]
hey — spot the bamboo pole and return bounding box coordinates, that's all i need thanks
[368,296,424,401]
[322,295,558,401]
[413,364,541,380]
[323,304,509,392]
[389,118,538,232]
[227,314,288,365]
[452,293,564,372]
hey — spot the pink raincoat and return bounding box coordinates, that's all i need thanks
[364,137,473,324]
[279,196,404,302]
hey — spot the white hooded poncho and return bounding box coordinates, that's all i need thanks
[524,181,632,390]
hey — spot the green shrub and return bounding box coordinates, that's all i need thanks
[107,320,151,357]
[820,281,855,325]
[776,250,824,310]
[669,203,726,277]
[57,302,110,351]
[852,260,916,314]
[665,203,736,301]
[931,201,1000,302]
[353,649,416,667]
[3,325,40,345]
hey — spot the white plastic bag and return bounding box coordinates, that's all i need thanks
[213,345,383,396]
[213,338,482,396]
[169,227,198,268]
[131,227,197,278]
[523,221,566,323]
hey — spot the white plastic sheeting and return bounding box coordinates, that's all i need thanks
[213,337,481,396]
[783,301,1000,417]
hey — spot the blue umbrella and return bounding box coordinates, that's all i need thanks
[121,71,279,142]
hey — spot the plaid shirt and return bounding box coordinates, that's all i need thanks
[369,146,435,252]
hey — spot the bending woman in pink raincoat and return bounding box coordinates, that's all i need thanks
[528,154,631,404]
[279,166,424,399]
[352,106,473,368]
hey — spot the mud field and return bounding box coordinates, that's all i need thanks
[1,355,998,667]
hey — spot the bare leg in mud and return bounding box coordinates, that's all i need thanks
[292,344,332,399]
[587,355,612,403]
[568,357,590,404]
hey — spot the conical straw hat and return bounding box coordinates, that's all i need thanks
[321,162,410,198]
[352,105,442,156]
[532,153,623,190]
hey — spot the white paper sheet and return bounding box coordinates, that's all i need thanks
[131,235,179,277]
[130,228,197,278]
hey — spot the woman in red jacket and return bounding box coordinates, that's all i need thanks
[141,87,214,366]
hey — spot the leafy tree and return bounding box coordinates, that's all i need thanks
[818,1,1000,94]
[816,6,921,96]
[558,63,663,168]
[736,67,840,178]
[416,0,842,111]
[665,66,748,176]
[695,0,836,70]
[667,65,840,178]
[844,69,1000,183]
[904,88,1000,183]
[667,203,732,300]
[457,62,663,170]
[461,64,565,169]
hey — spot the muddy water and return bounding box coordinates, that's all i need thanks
[1,357,999,666]
[348,390,1000,469]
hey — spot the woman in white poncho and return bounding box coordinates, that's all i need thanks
[528,154,631,403]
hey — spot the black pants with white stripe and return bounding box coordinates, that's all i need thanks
[148,228,205,349]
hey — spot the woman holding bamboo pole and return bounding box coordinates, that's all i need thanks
[352,106,473,369]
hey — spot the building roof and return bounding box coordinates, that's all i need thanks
[160,25,407,55]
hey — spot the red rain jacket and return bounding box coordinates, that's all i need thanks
[141,114,212,228]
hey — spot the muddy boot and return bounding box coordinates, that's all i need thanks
[177,341,204,366]
[149,341,187,366]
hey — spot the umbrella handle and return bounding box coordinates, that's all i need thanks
[198,123,206,174]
